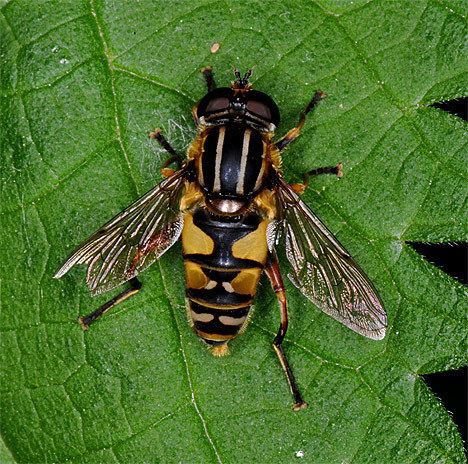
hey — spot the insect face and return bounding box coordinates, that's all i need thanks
[195,86,280,131]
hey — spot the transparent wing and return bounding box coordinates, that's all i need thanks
[274,175,387,340]
[54,168,188,295]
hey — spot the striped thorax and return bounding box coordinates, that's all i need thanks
[192,124,270,215]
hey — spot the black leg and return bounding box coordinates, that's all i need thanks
[303,162,343,188]
[149,128,183,170]
[78,278,142,330]
[202,66,216,92]
[265,252,308,411]
[289,162,342,195]
[275,90,326,152]
[307,164,342,178]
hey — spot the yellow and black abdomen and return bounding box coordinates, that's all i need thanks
[182,207,268,353]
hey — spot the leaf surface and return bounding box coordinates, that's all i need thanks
[1,1,466,462]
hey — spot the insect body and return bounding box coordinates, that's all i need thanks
[183,92,278,353]
[54,68,387,410]
[183,208,268,353]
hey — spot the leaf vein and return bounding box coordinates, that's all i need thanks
[0,140,116,216]
[358,372,460,463]
[113,65,195,102]
[113,1,218,61]
[311,0,465,183]
[158,262,224,464]
[88,0,139,197]
[17,13,88,50]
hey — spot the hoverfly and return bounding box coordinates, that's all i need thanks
[54,67,386,410]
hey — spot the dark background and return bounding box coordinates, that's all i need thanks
[411,242,467,448]
[415,93,467,453]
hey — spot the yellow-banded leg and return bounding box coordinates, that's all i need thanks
[290,162,343,194]
[265,252,308,411]
[274,90,342,193]
[78,278,142,330]
[275,90,326,152]
[149,128,183,177]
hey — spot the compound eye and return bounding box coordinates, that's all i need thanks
[245,90,280,126]
[196,87,233,120]
[246,100,271,120]
[206,97,230,113]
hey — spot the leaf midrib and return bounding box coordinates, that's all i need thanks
[86,1,224,461]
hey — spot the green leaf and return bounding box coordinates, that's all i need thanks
[1,0,466,462]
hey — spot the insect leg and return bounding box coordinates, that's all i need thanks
[307,163,343,178]
[78,278,142,330]
[289,162,343,194]
[265,252,308,411]
[201,66,216,92]
[275,90,325,152]
[149,128,183,172]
